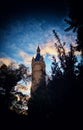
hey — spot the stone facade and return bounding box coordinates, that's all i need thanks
[31,46,46,93]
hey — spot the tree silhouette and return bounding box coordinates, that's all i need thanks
[64,2,83,120]
[64,0,83,58]
[53,30,77,79]
[44,30,83,126]
[51,57,62,80]
[0,63,30,108]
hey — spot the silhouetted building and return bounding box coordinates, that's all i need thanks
[31,46,46,93]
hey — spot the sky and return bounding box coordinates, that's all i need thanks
[0,0,77,76]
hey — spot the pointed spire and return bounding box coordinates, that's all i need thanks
[35,46,41,61]
[37,45,40,53]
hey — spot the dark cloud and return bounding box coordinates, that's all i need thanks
[0,0,67,24]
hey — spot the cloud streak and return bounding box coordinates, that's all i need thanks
[41,41,57,56]
[19,37,81,67]
[0,57,18,67]
[19,50,33,66]
[0,57,13,66]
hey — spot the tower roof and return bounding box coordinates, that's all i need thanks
[37,46,40,53]
[35,46,41,61]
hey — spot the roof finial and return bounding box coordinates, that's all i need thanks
[37,45,40,53]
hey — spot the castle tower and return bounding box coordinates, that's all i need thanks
[31,46,46,93]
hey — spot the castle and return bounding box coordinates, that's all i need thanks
[31,46,46,93]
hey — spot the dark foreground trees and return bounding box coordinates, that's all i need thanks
[65,0,83,58]
[0,63,30,110]
[27,30,83,128]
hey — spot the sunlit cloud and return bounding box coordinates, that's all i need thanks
[19,36,80,68]
[19,50,33,66]
[41,41,57,56]
[19,40,58,63]
[0,57,18,67]
[0,57,11,66]
[40,40,70,58]
[74,51,82,56]
[15,83,31,96]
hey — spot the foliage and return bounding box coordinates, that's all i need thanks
[0,63,30,109]
[64,0,83,56]
[46,30,83,124]
[27,29,83,127]
[10,91,28,115]
[52,30,77,79]
[51,56,62,80]
[0,63,29,93]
